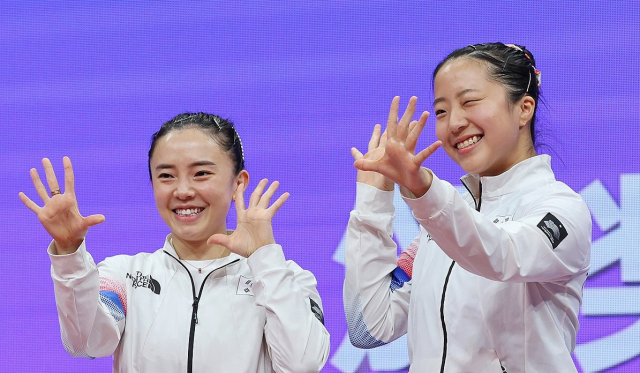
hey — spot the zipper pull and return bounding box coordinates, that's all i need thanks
[192,297,200,324]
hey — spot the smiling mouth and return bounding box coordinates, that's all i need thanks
[174,208,204,217]
[456,135,483,150]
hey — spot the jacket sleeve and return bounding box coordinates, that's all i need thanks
[49,240,126,358]
[402,173,591,284]
[343,182,416,349]
[247,244,330,373]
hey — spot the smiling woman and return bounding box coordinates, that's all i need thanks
[18,113,330,373]
[344,43,591,373]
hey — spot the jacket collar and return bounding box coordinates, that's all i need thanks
[162,234,243,271]
[460,155,556,200]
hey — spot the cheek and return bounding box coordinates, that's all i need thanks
[435,121,448,142]
[152,184,171,207]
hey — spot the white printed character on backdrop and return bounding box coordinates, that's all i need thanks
[576,174,640,373]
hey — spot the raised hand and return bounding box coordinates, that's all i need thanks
[351,96,442,197]
[207,179,289,257]
[350,124,395,191]
[18,157,105,254]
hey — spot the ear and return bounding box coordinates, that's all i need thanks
[518,96,536,128]
[234,170,249,193]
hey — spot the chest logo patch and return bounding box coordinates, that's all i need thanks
[126,271,161,295]
[236,275,254,296]
[536,213,568,249]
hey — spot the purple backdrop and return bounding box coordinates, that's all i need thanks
[2,2,639,372]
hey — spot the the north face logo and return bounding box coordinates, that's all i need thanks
[126,271,161,294]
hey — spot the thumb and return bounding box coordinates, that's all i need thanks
[207,233,232,248]
[351,147,363,160]
[85,214,106,227]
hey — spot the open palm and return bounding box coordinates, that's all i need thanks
[207,179,289,257]
[19,157,105,254]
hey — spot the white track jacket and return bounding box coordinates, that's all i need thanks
[344,155,591,372]
[50,239,330,373]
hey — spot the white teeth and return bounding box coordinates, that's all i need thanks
[456,136,481,150]
[175,208,203,216]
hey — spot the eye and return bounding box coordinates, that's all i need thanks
[463,99,480,106]
[435,109,446,116]
[194,170,212,177]
[157,173,173,179]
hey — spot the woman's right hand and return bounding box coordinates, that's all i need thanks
[19,157,105,255]
[351,124,395,191]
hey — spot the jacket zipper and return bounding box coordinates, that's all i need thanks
[440,181,482,373]
[164,251,239,373]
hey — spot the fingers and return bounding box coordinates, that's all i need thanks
[207,233,231,248]
[249,179,269,208]
[397,96,417,140]
[367,124,382,152]
[405,111,429,152]
[353,158,380,173]
[257,180,280,209]
[386,96,400,138]
[267,192,290,215]
[18,192,41,214]
[30,167,50,202]
[85,214,106,227]
[350,147,363,161]
[234,182,246,213]
[379,130,388,147]
[415,140,442,165]
[63,156,76,196]
[42,158,62,196]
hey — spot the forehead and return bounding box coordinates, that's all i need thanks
[150,127,230,165]
[434,57,492,94]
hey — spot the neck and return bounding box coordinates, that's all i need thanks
[170,235,230,260]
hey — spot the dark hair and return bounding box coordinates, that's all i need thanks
[148,112,245,179]
[432,43,541,145]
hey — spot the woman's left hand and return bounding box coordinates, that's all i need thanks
[207,179,290,257]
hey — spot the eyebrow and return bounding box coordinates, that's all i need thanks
[433,88,480,106]
[155,160,217,171]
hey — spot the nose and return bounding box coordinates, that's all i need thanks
[174,179,195,200]
[449,108,468,133]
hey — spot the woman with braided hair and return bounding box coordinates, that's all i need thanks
[344,43,591,372]
[20,113,329,373]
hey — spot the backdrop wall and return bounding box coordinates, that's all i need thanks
[2,2,639,372]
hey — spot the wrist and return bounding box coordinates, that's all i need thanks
[356,171,394,191]
[405,168,433,198]
[52,239,83,255]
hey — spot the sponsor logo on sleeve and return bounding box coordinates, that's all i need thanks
[536,213,568,249]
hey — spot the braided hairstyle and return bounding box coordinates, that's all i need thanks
[432,43,542,145]
[148,112,245,180]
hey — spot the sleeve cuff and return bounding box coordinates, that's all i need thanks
[355,182,395,214]
[49,240,95,279]
[247,244,288,276]
[401,172,451,221]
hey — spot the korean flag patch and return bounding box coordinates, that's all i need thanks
[236,276,254,296]
[536,213,568,249]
